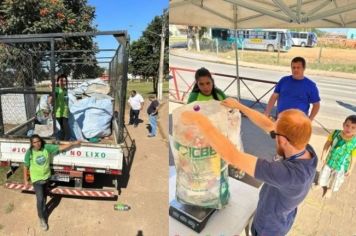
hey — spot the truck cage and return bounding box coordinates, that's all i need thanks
[0,31,136,198]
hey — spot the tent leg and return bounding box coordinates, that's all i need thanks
[233,4,241,101]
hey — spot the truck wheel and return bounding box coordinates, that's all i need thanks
[301,42,306,47]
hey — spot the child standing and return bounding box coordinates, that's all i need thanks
[319,115,356,197]
[146,95,159,137]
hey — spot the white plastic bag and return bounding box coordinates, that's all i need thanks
[69,97,113,139]
[172,100,242,209]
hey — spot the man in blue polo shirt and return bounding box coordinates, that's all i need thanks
[264,57,320,121]
[181,98,318,236]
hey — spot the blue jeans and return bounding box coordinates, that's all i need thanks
[33,180,49,219]
[149,114,157,136]
[56,117,70,141]
[129,109,140,126]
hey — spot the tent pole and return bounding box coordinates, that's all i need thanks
[233,4,240,101]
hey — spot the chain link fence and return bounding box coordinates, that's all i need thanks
[109,41,128,143]
[0,42,46,132]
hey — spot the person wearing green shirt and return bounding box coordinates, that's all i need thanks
[187,67,227,103]
[55,74,70,140]
[319,115,356,198]
[23,134,81,231]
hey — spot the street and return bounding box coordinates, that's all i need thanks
[170,54,356,131]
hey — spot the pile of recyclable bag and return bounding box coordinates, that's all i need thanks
[32,79,113,140]
[171,100,243,209]
[68,93,113,139]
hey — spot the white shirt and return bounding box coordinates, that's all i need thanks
[128,94,144,110]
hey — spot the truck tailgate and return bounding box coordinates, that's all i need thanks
[0,141,123,170]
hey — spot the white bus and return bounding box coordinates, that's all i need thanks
[211,28,292,52]
[290,31,317,47]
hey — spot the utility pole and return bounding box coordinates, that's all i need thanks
[157,10,167,101]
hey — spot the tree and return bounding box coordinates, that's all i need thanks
[129,11,168,93]
[0,0,101,86]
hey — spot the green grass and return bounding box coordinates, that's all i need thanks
[239,53,356,73]
[126,80,169,99]
[308,63,356,73]
[169,36,187,44]
[195,48,356,74]
[0,165,24,185]
[4,202,14,214]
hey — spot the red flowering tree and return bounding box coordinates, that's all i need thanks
[0,0,103,80]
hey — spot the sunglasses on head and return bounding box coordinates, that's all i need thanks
[270,130,290,141]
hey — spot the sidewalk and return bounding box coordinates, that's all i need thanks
[170,48,356,80]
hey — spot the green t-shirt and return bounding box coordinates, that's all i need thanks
[24,144,59,183]
[187,88,227,103]
[55,87,69,118]
[326,130,356,172]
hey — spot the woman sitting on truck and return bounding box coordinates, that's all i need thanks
[55,74,70,140]
[23,134,81,231]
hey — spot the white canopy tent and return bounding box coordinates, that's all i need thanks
[170,0,356,98]
[170,0,356,29]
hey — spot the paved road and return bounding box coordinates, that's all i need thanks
[170,55,356,130]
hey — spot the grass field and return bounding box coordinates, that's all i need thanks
[126,80,169,99]
[169,36,187,44]
[195,46,356,74]
[0,165,24,185]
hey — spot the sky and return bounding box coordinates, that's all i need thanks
[87,0,168,66]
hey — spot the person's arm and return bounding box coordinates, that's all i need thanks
[45,141,81,154]
[346,149,356,176]
[58,140,81,152]
[140,95,144,110]
[181,111,258,176]
[23,167,29,186]
[264,93,279,117]
[320,139,332,167]
[221,98,275,133]
[153,101,159,115]
[309,102,320,121]
[320,131,333,166]
[23,151,31,186]
[346,157,354,177]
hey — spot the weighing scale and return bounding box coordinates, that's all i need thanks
[169,199,216,233]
